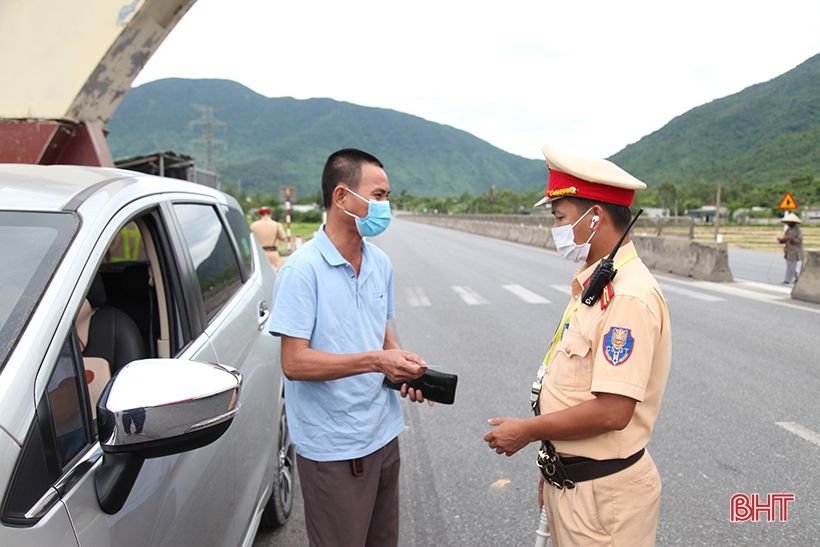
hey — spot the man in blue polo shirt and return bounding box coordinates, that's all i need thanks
[268,148,428,547]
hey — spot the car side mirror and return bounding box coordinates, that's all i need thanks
[94,359,242,514]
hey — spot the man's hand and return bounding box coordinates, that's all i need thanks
[400,383,435,406]
[380,349,427,383]
[484,417,532,456]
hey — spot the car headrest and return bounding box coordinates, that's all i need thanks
[121,264,150,298]
[88,275,107,308]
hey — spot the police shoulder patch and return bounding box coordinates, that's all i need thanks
[602,326,635,366]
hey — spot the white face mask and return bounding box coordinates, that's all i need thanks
[551,207,597,262]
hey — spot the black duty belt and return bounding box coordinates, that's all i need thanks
[537,441,645,490]
[262,245,279,252]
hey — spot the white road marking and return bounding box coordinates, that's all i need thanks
[550,284,572,296]
[734,278,793,295]
[660,283,725,302]
[502,284,551,304]
[451,285,488,305]
[657,275,820,315]
[775,422,820,449]
[406,287,431,307]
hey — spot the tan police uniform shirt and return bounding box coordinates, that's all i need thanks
[539,241,671,460]
[250,217,287,250]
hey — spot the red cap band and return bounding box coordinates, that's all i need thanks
[545,170,635,207]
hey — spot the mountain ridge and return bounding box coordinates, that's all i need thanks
[107,78,545,197]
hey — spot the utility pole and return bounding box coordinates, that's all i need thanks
[282,186,294,252]
[714,182,722,242]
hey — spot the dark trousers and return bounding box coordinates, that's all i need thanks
[296,437,400,547]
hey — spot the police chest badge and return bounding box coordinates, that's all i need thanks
[603,327,635,366]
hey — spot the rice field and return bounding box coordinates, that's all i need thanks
[692,224,820,251]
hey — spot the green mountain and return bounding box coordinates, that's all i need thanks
[106,78,544,197]
[610,53,820,186]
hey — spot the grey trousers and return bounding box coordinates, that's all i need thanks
[296,437,400,547]
[785,260,799,283]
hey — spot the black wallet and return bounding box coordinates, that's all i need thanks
[383,369,458,405]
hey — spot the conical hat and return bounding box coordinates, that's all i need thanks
[781,212,801,223]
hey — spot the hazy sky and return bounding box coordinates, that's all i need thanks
[134,0,820,160]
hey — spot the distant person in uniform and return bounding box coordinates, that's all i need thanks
[250,206,288,271]
[268,148,430,547]
[777,212,803,284]
[484,144,672,547]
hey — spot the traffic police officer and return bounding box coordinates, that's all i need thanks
[484,144,672,547]
[250,206,288,270]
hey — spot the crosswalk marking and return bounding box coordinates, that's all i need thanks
[660,283,725,302]
[502,284,550,304]
[776,422,820,449]
[735,278,792,295]
[406,287,431,307]
[451,285,488,305]
[660,275,820,315]
[400,277,817,312]
[550,284,572,296]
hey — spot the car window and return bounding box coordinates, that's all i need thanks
[223,204,253,276]
[0,211,78,372]
[47,336,90,467]
[105,221,147,263]
[173,204,243,321]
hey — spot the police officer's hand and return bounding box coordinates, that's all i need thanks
[380,349,427,383]
[484,417,531,456]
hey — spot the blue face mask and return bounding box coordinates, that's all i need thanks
[342,187,392,237]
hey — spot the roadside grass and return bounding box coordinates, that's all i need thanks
[280,222,322,255]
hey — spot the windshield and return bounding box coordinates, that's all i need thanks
[0,211,79,371]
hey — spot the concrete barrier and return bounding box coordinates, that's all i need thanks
[792,250,820,304]
[406,215,555,250]
[632,235,733,282]
[404,214,735,281]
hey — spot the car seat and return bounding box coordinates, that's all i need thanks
[84,275,145,374]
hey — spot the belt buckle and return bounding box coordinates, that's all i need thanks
[537,449,564,489]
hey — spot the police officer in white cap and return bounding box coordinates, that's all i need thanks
[484,145,672,547]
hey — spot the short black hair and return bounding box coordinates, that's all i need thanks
[321,149,384,209]
[565,197,632,231]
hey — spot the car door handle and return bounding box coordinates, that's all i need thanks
[258,300,270,330]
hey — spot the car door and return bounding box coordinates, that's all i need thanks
[0,337,85,547]
[56,195,239,547]
[168,199,283,543]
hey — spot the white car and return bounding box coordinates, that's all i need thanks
[0,164,293,546]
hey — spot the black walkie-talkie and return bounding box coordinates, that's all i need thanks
[581,209,644,307]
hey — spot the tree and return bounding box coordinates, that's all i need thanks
[656,181,678,212]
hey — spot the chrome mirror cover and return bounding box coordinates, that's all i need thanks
[96,359,241,458]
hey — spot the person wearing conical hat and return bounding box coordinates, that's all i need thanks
[484,145,671,547]
[778,212,803,284]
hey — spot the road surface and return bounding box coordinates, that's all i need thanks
[256,218,820,546]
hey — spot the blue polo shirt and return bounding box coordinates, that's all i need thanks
[268,227,402,461]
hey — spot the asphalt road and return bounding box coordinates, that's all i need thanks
[728,247,801,286]
[256,218,820,546]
